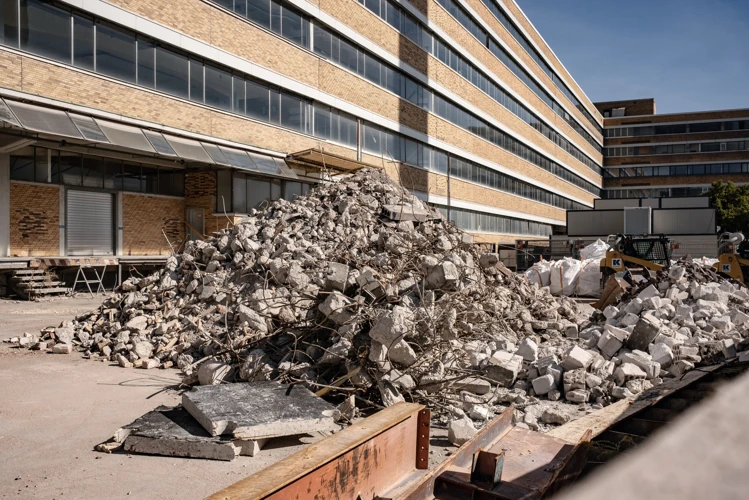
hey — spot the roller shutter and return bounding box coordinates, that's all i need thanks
[66,190,114,256]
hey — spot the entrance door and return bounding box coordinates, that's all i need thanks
[66,190,114,256]
[186,208,204,241]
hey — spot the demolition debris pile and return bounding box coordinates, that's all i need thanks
[8,169,749,442]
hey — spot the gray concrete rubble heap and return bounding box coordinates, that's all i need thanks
[11,169,749,436]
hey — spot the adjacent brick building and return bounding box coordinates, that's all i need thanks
[0,0,604,259]
[597,99,749,199]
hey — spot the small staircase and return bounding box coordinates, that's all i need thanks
[10,268,71,300]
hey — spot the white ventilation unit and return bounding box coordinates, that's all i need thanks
[624,207,652,235]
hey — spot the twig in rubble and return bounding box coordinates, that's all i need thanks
[355,395,385,410]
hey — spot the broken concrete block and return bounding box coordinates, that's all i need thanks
[183,382,337,439]
[597,324,629,358]
[452,377,491,395]
[565,389,589,403]
[638,284,660,300]
[369,306,413,346]
[649,343,674,369]
[388,339,417,367]
[612,386,635,399]
[378,380,405,407]
[447,417,477,445]
[560,345,593,370]
[198,361,231,385]
[531,374,555,395]
[487,351,523,386]
[478,253,500,269]
[133,341,153,360]
[627,313,662,351]
[603,305,619,319]
[614,363,647,386]
[54,326,75,344]
[318,292,355,326]
[325,262,350,292]
[425,261,459,290]
[125,316,149,333]
[731,309,749,326]
[236,305,269,334]
[619,312,640,327]
[368,341,391,373]
[564,324,579,339]
[120,406,266,461]
[140,358,160,370]
[515,338,538,362]
[619,352,660,379]
[669,266,686,281]
[541,408,570,425]
[51,343,73,354]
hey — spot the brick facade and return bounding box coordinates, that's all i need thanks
[9,182,60,257]
[0,0,607,246]
[122,193,185,255]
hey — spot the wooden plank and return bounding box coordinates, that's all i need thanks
[548,362,725,443]
[208,402,423,500]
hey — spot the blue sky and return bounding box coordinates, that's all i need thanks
[516,0,749,114]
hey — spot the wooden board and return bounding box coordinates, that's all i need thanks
[549,362,725,443]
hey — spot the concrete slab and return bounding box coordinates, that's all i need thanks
[183,382,339,439]
[121,406,267,461]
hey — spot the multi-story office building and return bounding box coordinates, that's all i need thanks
[0,0,603,259]
[598,99,749,199]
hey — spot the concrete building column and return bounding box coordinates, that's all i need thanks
[0,154,9,257]
[59,186,65,256]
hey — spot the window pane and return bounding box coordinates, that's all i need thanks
[0,0,19,47]
[142,166,158,194]
[216,170,232,212]
[73,15,94,70]
[338,112,356,147]
[232,173,247,213]
[313,105,331,138]
[313,24,331,59]
[81,157,103,188]
[284,181,303,200]
[205,64,232,110]
[247,177,270,209]
[155,46,189,98]
[9,149,34,181]
[247,0,270,27]
[96,22,136,83]
[158,169,175,196]
[189,59,203,103]
[58,152,83,186]
[280,93,302,131]
[270,1,280,32]
[269,89,280,123]
[20,0,71,63]
[277,7,307,47]
[232,75,245,114]
[137,38,155,88]
[103,159,122,190]
[246,79,268,120]
[122,163,141,191]
[234,0,246,17]
[271,179,282,200]
[34,147,48,182]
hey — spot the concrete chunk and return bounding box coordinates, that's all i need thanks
[182,382,338,439]
[627,313,662,351]
[448,417,477,445]
[561,345,593,370]
[120,406,267,461]
[531,374,555,395]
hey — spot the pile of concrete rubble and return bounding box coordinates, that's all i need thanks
[8,169,749,445]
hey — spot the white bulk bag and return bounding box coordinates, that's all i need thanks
[524,260,551,287]
[579,239,610,261]
[576,259,602,298]
[550,258,582,296]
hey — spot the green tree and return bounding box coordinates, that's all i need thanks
[708,181,749,234]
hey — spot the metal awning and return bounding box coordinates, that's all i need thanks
[0,97,300,180]
[287,148,366,173]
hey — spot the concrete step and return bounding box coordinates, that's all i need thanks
[28,287,71,296]
[16,281,66,289]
